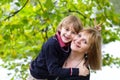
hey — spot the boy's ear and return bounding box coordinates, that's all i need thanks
[57,24,62,32]
[57,27,61,32]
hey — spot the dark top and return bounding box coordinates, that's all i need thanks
[30,35,79,80]
[57,74,90,80]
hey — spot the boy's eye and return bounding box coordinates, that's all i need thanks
[63,27,69,31]
[71,31,76,34]
[65,28,69,31]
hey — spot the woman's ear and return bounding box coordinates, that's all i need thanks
[85,52,88,54]
[84,53,88,59]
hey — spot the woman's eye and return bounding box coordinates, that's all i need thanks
[82,39,87,44]
[84,41,87,44]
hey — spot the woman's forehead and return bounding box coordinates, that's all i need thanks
[79,32,90,41]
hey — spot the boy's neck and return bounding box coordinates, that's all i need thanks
[56,31,70,47]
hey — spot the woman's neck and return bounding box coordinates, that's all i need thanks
[69,51,84,61]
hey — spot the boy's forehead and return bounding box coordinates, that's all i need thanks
[66,25,76,31]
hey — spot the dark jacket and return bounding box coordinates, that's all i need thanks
[30,35,79,80]
[57,74,90,80]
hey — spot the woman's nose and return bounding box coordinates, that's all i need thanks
[76,38,82,44]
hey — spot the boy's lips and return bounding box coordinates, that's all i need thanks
[64,35,70,40]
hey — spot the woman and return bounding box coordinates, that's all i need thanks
[58,28,102,80]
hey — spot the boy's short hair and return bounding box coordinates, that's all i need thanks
[57,15,83,33]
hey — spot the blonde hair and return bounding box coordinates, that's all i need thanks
[82,28,102,70]
[57,15,83,33]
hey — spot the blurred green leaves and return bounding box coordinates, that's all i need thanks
[0,0,120,79]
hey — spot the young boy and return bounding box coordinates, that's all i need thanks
[28,15,85,80]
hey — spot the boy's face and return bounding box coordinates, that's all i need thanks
[60,25,77,43]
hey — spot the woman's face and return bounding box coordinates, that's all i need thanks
[71,31,90,53]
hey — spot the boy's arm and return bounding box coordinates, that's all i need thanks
[44,43,79,77]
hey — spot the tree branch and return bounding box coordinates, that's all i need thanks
[68,9,87,19]
[38,0,45,13]
[4,0,29,21]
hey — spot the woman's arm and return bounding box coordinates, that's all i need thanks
[63,58,89,76]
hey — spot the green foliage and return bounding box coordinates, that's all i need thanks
[0,0,120,79]
[0,57,31,79]
[103,53,120,67]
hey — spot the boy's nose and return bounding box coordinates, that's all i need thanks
[67,31,72,36]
